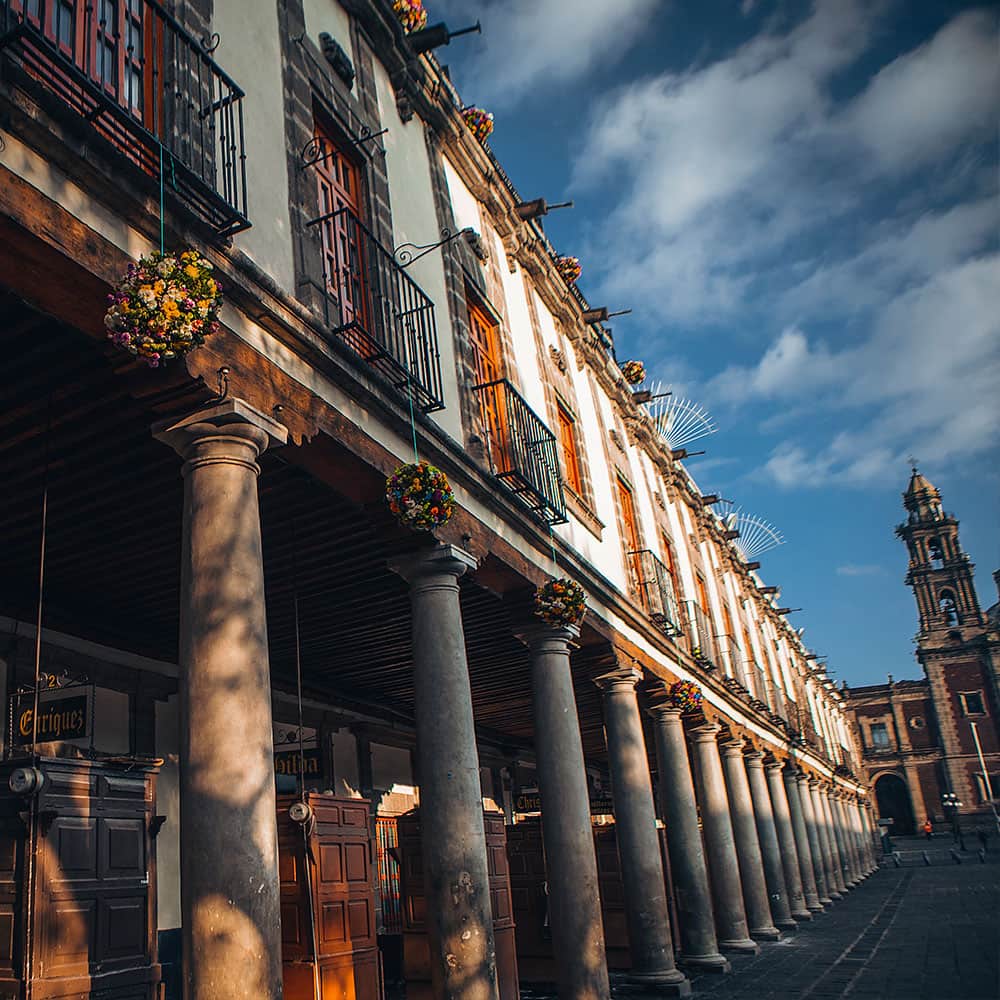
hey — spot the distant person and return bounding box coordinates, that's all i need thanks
[923,818,933,840]
[975,826,989,854]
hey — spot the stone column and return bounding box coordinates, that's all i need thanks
[648,706,730,974]
[689,724,758,954]
[154,400,287,1000]
[820,789,850,893]
[520,625,610,1000]
[745,751,797,931]
[765,760,812,921]
[797,773,832,904]
[390,545,498,1000]
[835,795,862,885]
[809,781,843,899]
[859,800,878,872]
[783,768,823,912]
[598,670,690,994]
[719,740,781,940]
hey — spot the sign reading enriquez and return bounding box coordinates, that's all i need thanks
[14,694,89,745]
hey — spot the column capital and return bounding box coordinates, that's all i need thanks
[688,722,721,744]
[594,665,642,693]
[388,542,477,585]
[514,622,581,654]
[719,736,746,758]
[153,398,287,467]
[764,758,786,774]
[744,749,766,768]
[646,702,684,723]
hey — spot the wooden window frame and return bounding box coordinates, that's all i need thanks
[555,401,584,498]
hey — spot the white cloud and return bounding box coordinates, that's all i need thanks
[571,3,998,327]
[836,564,885,577]
[839,9,1000,172]
[435,0,659,108]
[731,253,1000,485]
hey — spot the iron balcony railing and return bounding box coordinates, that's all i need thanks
[1,0,249,235]
[628,550,685,638]
[307,205,444,412]
[716,634,746,686]
[744,660,770,707]
[472,379,566,525]
[685,602,718,668]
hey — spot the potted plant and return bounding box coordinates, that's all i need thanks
[620,360,646,385]
[668,679,703,713]
[462,106,494,143]
[534,578,587,627]
[392,0,427,33]
[385,461,455,530]
[555,255,582,284]
[105,250,222,368]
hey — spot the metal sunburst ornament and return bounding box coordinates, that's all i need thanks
[647,383,717,451]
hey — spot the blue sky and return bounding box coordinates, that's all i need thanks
[431,0,1000,687]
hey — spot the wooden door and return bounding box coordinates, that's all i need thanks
[468,301,509,469]
[315,122,368,332]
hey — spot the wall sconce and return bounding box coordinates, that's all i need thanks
[408,20,482,55]
[581,306,632,324]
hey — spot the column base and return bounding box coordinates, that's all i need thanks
[791,908,813,921]
[775,917,799,931]
[677,952,731,974]
[719,938,760,955]
[819,895,833,905]
[750,925,782,941]
[828,891,843,901]
[618,974,692,997]
[807,903,826,913]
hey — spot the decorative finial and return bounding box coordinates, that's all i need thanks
[907,454,919,473]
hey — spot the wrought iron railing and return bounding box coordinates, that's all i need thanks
[716,634,746,685]
[472,379,566,524]
[628,550,685,638]
[307,205,444,412]
[685,602,718,668]
[1,0,249,235]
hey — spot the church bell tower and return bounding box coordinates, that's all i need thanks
[896,467,983,639]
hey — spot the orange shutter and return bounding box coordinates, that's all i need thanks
[557,406,583,495]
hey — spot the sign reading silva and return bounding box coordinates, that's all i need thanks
[13,693,90,746]
[274,747,323,777]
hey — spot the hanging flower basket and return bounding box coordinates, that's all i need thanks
[621,360,646,385]
[392,0,427,33]
[555,255,582,284]
[105,250,222,368]
[668,679,703,713]
[386,461,455,531]
[534,578,587,627]
[462,106,494,143]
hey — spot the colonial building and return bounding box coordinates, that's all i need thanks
[846,470,1000,835]
[0,2,876,998]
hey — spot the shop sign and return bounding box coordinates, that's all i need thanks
[13,693,90,746]
[513,792,616,816]
[274,747,323,777]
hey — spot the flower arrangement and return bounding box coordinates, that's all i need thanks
[105,250,221,368]
[462,106,494,143]
[385,461,454,531]
[668,679,703,713]
[392,0,427,33]
[534,578,587,627]
[621,360,646,385]
[555,255,582,284]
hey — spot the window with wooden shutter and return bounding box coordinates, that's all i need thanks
[556,404,583,496]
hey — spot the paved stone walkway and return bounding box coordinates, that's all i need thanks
[678,852,999,1000]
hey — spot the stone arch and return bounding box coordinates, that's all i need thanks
[873,772,916,835]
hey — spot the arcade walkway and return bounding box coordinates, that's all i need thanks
[677,846,999,1000]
